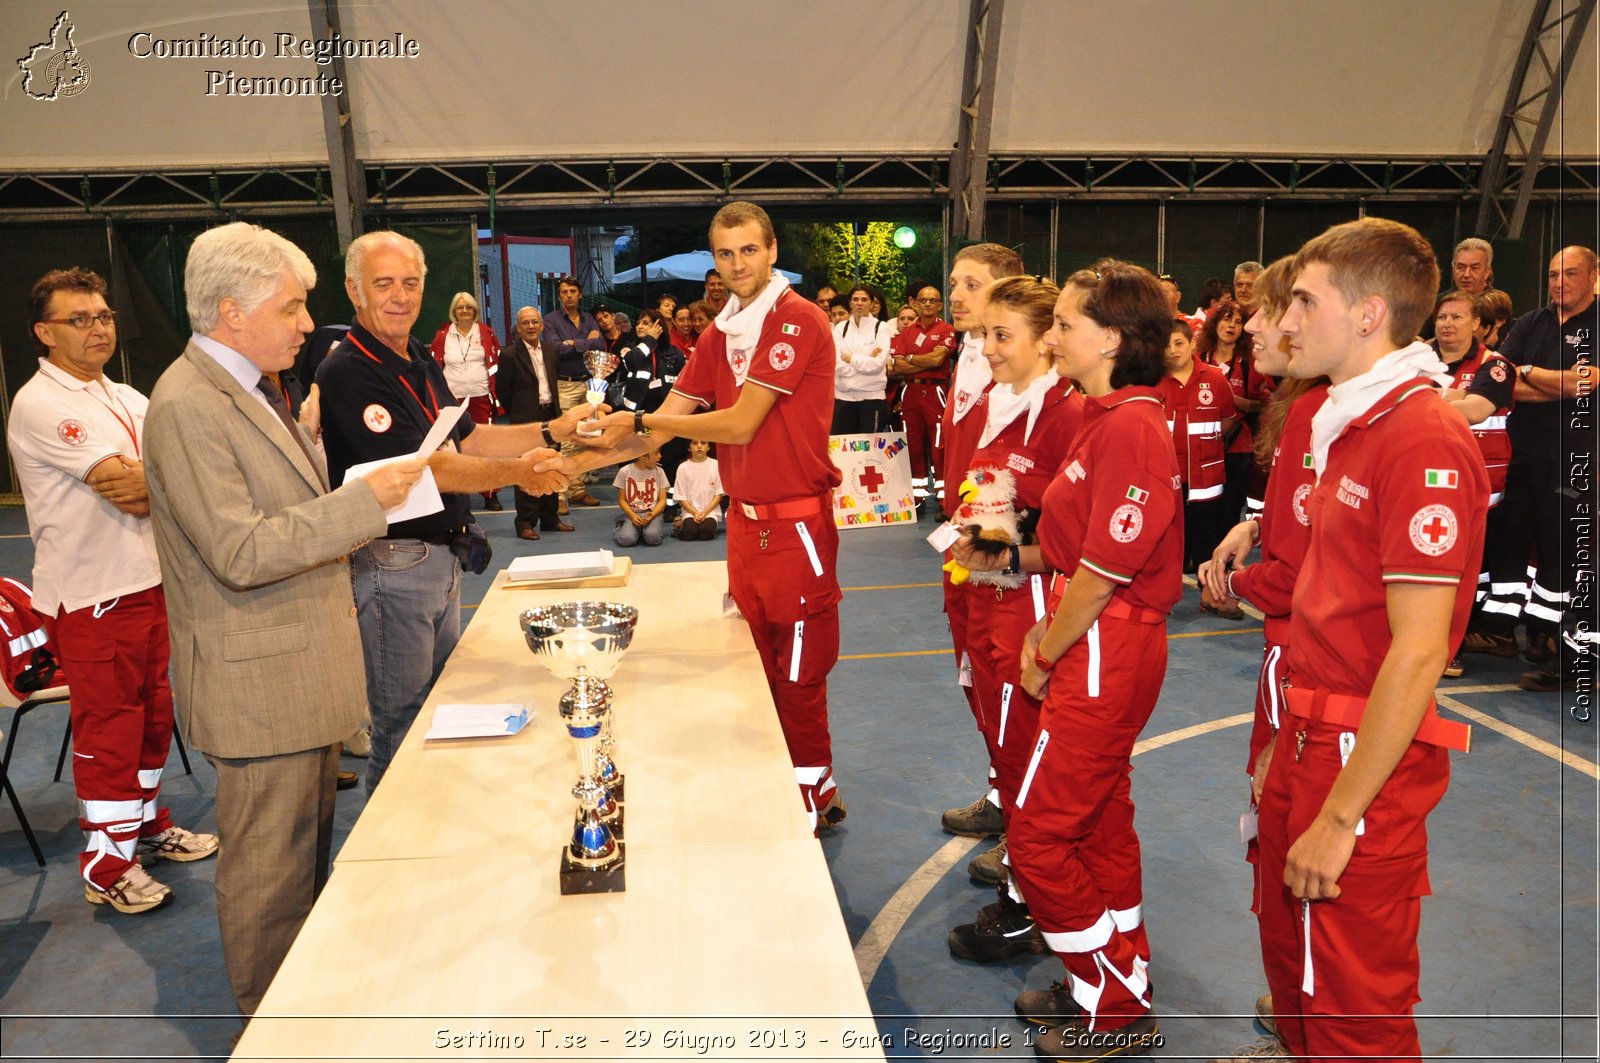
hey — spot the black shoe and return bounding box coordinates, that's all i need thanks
[947,895,1047,963]
[1519,666,1575,692]
[1015,981,1084,1029]
[1033,1011,1159,1061]
[1522,633,1558,664]
[483,493,503,512]
[1461,630,1518,657]
[336,770,359,791]
[942,793,1005,837]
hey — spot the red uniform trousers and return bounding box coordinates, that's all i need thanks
[51,585,175,890]
[900,381,946,482]
[1007,612,1165,1033]
[1245,640,1287,912]
[943,574,990,775]
[726,503,840,823]
[1256,717,1449,1061]
[967,575,1048,816]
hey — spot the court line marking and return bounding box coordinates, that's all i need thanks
[853,712,1253,989]
[839,627,1257,661]
[843,581,941,592]
[1436,689,1599,780]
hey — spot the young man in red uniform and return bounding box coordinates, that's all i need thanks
[569,202,845,831]
[888,283,957,503]
[937,244,1026,843]
[1260,218,1487,1060]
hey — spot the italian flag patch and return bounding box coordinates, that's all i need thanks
[1302,453,1314,469]
[1125,485,1149,504]
[1425,469,1459,488]
[781,323,801,336]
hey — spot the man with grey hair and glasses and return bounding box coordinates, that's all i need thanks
[144,221,427,1018]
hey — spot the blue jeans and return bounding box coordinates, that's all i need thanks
[350,540,461,792]
[614,514,665,547]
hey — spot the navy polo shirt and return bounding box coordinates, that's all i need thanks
[1497,300,1597,467]
[315,321,476,541]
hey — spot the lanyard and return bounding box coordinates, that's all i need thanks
[348,333,441,423]
[72,376,141,458]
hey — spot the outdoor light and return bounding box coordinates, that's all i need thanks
[893,225,917,249]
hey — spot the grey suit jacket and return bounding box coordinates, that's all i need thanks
[144,341,389,759]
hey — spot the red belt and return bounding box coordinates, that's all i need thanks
[1047,572,1165,625]
[735,492,830,520]
[1284,686,1471,753]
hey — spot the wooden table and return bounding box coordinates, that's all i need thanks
[233,562,884,1062]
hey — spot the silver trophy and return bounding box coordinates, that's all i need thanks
[520,601,639,894]
[576,350,621,437]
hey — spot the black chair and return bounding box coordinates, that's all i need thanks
[1,684,69,867]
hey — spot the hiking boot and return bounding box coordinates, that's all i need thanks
[968,835,1008,885]
[1523,633,1558,664]
[1254,992,1277,1037]
[942,793,1004,837]
[1519,667,1575,693]
[947,894,1047,963]
[1461,630,1518,657]
[1442,655,1464,678]
[85,863,172,915]
[1207,1035,1291,1062]
[137,825,219,863]
[1014,980,1084,1029]
[1033,1011,1159,1060]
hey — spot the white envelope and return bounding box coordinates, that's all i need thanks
[424,703,532,741]
[343,456,444,524]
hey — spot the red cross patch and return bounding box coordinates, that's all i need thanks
[1489,361,1507,383]
[56,419,88,446]
[1408,504,1458,557]
[1292,483,1312,526]
[1197,384,1213,406]
[362,404,392,433]
[768,342,796,371]
[1109,503,1144,543]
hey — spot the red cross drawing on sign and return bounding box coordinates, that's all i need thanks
[858,464,886,494]
[1117,511,1139,536]
[1420,515,1451,545]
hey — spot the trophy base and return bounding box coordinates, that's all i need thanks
[604,774,625,802]
[559,843,626,895]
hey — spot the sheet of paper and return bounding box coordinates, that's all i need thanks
[505,549,614,582]
[342,456,444,524]
[926,521,962,553]
[424,703,531,741]
[416,398,471,457]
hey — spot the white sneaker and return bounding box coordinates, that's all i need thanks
[137,825,220,863]
[343,725,372,758]
[85,863,172,914]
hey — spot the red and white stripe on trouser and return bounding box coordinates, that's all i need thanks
[944,575,989,760]
[1006,614,1166,1033]
[969,575,1048,817]
[1256,720,1449,1059]
[901,382,946,482]
[52,586,176,890]
[726,507,841,829]
[1245,640,1287,914]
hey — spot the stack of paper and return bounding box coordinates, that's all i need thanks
[423,703,531,741]
[505,550,615,584]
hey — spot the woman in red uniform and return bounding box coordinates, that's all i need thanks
[1199,257,1329,1056]
[1197,298,1270,526]
[1158,322,1238,578]
[942,277,1083,955]
[958,264,1180,1060]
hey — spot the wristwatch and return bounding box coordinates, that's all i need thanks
[1033,650,1055,673]
[1518,364,1534,381]
[634,410,652,436]
[539,422,557,447]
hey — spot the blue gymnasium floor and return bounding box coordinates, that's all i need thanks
[0,490,1596,1062]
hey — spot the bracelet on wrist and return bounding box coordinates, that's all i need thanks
[1033,650,1055,672]
[1005,544,1021,575]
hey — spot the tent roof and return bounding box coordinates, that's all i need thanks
[613,250,802,286]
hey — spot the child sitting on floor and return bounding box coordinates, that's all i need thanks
[671,440,724,540]
[613,450,670,547]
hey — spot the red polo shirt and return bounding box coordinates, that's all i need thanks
[1158,357,1237,500]
[1288,381,1489,694]
[672,289,840,505]
[1231,383,1330,644]
[897,318,957,382]
[1036,387,1184,615]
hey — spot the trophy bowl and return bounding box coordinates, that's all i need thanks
[583,350,622,382]
[519,601,639,683]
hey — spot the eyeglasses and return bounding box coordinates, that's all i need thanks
[915,296,943,304]
[40,310,116,329]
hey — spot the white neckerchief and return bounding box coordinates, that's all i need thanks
[1310,340,1449,478]
[978,369,1059,449]
[950,332,991,422]
[715,273,791,384]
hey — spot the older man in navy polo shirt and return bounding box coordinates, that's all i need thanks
[317,232,585,791]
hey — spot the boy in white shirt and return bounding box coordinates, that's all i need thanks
[671,439,724,540]
[612,450,669,546]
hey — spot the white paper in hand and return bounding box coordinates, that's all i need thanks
[416,399,471,458]
[927,521,962,553]
[343,456,444,524]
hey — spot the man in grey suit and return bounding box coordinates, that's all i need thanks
[143,222,425,1018]
[498,305,571,539]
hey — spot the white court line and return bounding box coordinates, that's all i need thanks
[852,712,1253,990]
[1436,689,1599,780]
